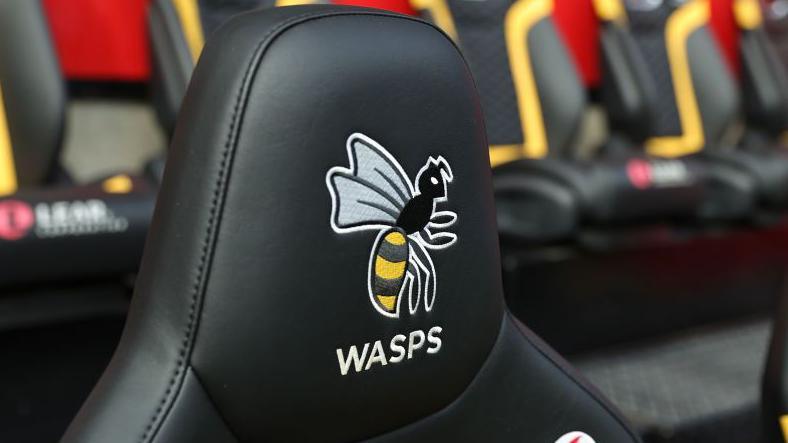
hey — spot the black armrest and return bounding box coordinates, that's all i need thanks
[701,148,788,208]
[493,167,579,243]
[0,176,156,287]
[497,156,704,225]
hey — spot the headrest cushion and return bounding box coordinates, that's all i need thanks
[134,5,503,441]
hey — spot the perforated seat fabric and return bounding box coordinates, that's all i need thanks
[575,318,770,443]
[62,6,640,442]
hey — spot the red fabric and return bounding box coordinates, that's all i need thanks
[42,0,413,82]
[333,0,416,15]
[42,0,152,81]
[553,0,601,88]
[709,0,740,77]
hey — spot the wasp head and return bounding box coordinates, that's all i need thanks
[415,156,453,201]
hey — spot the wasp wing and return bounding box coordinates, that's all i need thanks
[327,133,414,232]
[347,133,413,207]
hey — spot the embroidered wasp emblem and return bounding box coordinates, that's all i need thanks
[327,133,458,318]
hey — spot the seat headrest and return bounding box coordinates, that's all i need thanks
[65,6,504,442]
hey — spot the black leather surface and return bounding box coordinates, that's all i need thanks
[0,179,156,286]
[0,0,65,186]
[148,0,196,134]
[763,285,788,443]
[63,6,639,443]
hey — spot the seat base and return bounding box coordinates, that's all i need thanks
[574,318,770,443]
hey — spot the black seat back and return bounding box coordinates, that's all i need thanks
[0,0,65,192]
[595,0,660,147]
[62,6,639,442]
[734,0,788,144]
[624,0,741,157]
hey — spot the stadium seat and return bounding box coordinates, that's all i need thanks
[623,0,788,216]
[410,0,705,243]
[148,0,319,134]
[0,0,66,190]
[0,0,158,286]
[61,6,641,442]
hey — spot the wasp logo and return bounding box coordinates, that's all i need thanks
[327,133,458,318]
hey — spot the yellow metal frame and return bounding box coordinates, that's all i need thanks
[172,0,206,63]
[0,86,17,196]
[592,0,627,24]
[734,0,762,30]
[410,0,459,40]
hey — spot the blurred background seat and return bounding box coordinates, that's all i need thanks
[147,0,322,135]
[2,0,788,442]
[412,0,709,245]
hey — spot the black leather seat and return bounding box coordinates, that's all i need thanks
[0,0,157,285]
[62,6,640,442]
[148,0,319,134]
[623,0,788,217]
[410,0,704,243]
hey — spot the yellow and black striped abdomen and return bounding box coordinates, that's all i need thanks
[370,229,409,314]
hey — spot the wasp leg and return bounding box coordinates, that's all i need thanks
[419,227,457,250]
[406,258,421,315]
[411,241,437,311]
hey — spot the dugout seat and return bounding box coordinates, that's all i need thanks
[553,3,782,441]
[411,0,705,243]
[0,0,65,191]
[0,0,157,286]
[61,6,640,442]
[148,0,319,134]
[622,0,788,215]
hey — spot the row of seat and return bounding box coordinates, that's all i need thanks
[60,4,648,442]
[1,0,787,442]
[55,2,788,442]
[413,0,788,440]
[409,0,788,244]
[0,0,159,286]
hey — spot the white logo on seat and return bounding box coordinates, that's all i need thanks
[554,431,596,443]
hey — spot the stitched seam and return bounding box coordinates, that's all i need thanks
[138,11,325,443]
[139,9,431,443]
[508,311,642,441]
[188,366,243,442]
